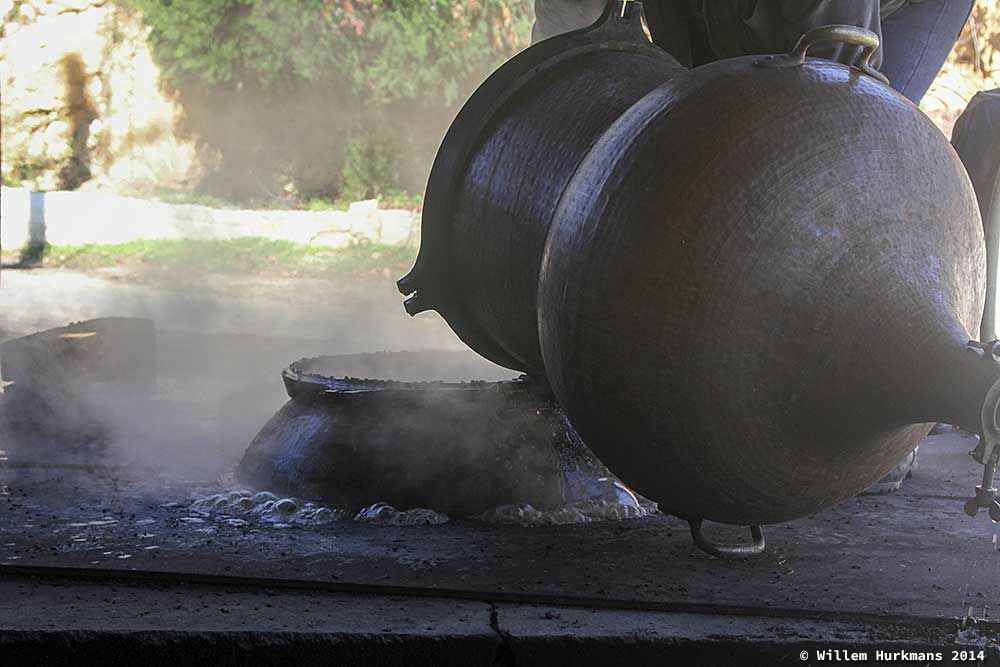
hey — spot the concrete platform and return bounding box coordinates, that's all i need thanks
[2,430,1000,664]
[0,573,988,666]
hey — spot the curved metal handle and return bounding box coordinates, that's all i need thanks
[964,366,1000,521]
[688,518,766,558]
[754,24,889,86]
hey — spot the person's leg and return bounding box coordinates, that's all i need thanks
[953,89,1000,340]
[532,0,607,43]
[642,1,713,68]
[879,0,976,105]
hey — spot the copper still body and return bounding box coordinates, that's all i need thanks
[402,3,1000,553]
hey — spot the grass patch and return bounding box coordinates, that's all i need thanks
[305,196,350,212]
[19,238,417,277]
[143,189,238,209]
[126,188,423,213]
[304,192,423,212]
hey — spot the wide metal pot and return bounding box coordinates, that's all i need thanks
[236,351,641,516]
[398,2,682,373]
[537,25,996,528]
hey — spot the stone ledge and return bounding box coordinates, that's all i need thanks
[1,573,985,667]
[0,187,421,250]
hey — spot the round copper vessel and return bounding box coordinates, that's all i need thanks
[537,26,991,525]
[237,351,636,515]
[402,8,1000,548]
[398,3,682,373]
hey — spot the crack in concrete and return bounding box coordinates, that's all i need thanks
[488,603,517,667]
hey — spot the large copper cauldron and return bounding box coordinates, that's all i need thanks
[538,25,992,528]
[402,3,1000,552]
[399,2,682,372]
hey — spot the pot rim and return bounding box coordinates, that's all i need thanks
[281,355,548,404]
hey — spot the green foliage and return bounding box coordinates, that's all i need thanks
[4,158,57,189]
[132,0,533,103]
[145,188,235,209]
[306,196,348,211]
[2,172,24,188]
[130,0,250,87]
[340,129,398,201]
[32,238,417,275]
[341,1,533,106]
[378,190,423,210]
[129,0,533,201]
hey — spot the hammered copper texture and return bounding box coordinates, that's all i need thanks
[400,5,682,372]
[537,56,987,524]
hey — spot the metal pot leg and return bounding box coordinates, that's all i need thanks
[688,519,766,558]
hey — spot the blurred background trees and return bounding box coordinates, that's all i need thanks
[921,1,1000,136]
[3,0,1000,209]
[1,0,533,206]
[130,0,532,203]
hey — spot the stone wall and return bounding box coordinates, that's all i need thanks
[1,0,198,192]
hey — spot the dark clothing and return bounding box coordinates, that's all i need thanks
[953,90,1000,219]
[531,0,605,44]
[880,0,975,103]
[643,0,883,70]
[532,0,975,104]
[952,90,1000,339]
